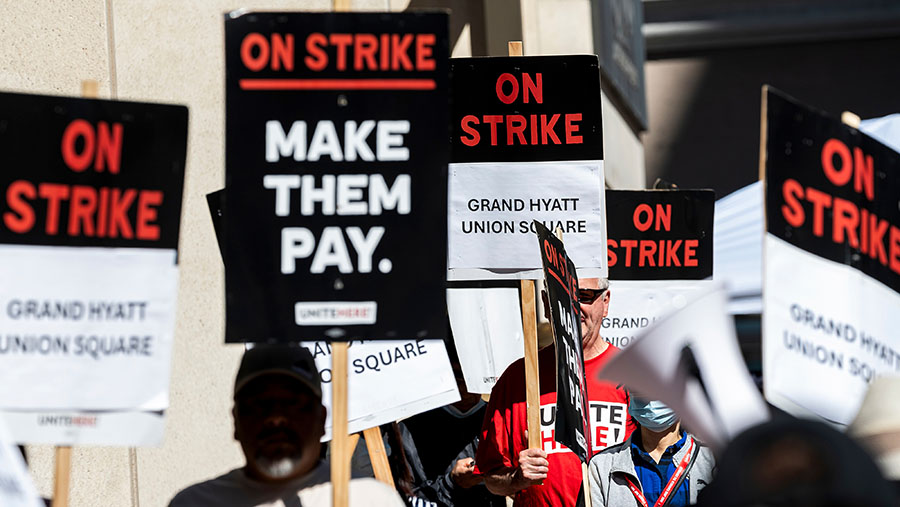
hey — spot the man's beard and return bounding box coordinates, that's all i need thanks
[254,453,303,479]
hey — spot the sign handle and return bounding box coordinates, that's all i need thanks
[51,79,103,507]
[758,85,769,182]
[841,111,861,128]
[520,279,541,450]
[582,462,593,507]
[331,342,351,507]
[505,39,540,452]
[81,80,99,99]
[329,2,350,505]
[363,426,395,486]
[52,447,72,507]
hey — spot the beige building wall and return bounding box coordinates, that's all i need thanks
[4,1,637,505]
[520,0,646,189]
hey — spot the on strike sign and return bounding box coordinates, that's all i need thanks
[449,56,606,278]
[603,190,714,349]
[762,87,900,425]
[0,92,187,412]
[606,190,713,281]
[536,221,591,463]
[224,12,449,342]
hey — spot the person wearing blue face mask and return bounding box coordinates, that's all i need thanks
[588,397,715,507]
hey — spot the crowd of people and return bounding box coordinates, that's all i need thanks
[168,278,900,506]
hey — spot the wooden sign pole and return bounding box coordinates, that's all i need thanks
[508,40,522,57]
[521,278,541,451]
[582,461,593,507]
[331,342,351,507]
[841,110,861,128]
[327,0,355,502]
[51,79,103,507]
[506,40,541,455]
[326,2,352,505]
[51,446,72,507]
[363,427,395,486]
[758,85,769,182]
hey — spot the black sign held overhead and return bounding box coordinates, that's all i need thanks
[606,190,714,280]
[224,12,450,342]
[535,221,591,464]
[451,55,603,163]
[0,92,187,251]
[764,87,900,294]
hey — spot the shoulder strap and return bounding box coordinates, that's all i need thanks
[658,437,701,507]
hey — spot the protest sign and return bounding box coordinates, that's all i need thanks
[224,12,449,342]
[607,190,713,280]
[761,87,900,425]
[0,419,43,507]
[0,410,164,446]
[0,92,187,416]
[713,181,764,315]
[206,188,225,260]
[598,285,769,453]
[220,197,459,442]
[604,190,714,348]
[448,55,606,280]
[447,285,523,393]
[536,221,591,463]
[298,339,459,441]
[604,282,712,349]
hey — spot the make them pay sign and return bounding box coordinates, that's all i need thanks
[263,121,412,275]
[236,26,436,273]
[224,12,449,341]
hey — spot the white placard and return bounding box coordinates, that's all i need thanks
[598,285,769,452]
[448,160,607,279]
[300,339,459,441]
[0,245,178,411]
[448,286,524,393]
[604,280,712,349]
[763,236,900,425]
[0,418,42,507]
[0,410,165,447]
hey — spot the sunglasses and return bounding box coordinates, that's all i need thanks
[577,288,607,304]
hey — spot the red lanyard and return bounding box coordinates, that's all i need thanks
[623,438,694,507]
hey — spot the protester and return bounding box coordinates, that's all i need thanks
[696,417,899,507]
[477,277,636,506]
[169,344,404,506]
[349,341,506,507]
[398,352,505,507]
[848,376,900,498]
[589,398,715,506]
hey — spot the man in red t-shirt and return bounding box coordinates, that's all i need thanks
[477,278,636,507]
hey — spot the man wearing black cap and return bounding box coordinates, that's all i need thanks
[169,344,404,506]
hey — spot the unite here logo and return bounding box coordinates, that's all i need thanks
[540,401,628,455]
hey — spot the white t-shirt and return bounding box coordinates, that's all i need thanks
[169,462,404,507]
